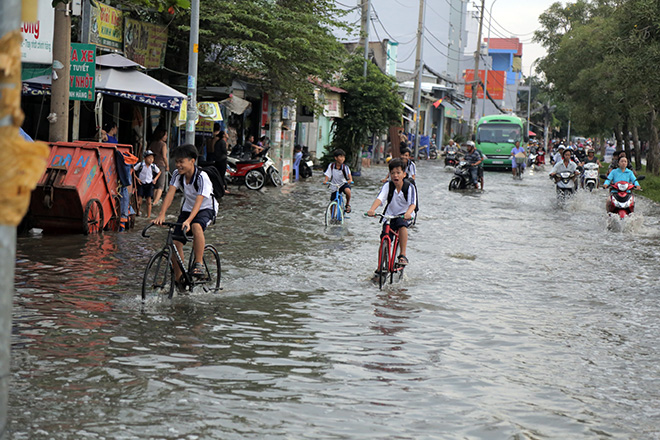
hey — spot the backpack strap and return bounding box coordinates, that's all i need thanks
[331,163,349,181]
[383,180,410,214]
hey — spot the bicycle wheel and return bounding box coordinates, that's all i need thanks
[142,249,174,301]
[200,245,222,292]
[391,241,404,284]
[378,239,389,290]
[325,201,338,226]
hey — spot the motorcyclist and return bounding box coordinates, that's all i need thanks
[464,141,483,189]
[603,156,640,212]
[550,148,579,192]
[575,143,587,165]
[581,148,601,188]
[552,144,565,165]
[603,156,640,190]
[510,141,526,177]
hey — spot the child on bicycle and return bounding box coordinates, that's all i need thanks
[367,158,416,266]
[134,149,161,218]
[381,147,416,183]
[323,148,353,213]
[153,144,218,282]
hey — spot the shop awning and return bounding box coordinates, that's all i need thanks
[23,68,186,112]
[529,130,536,136]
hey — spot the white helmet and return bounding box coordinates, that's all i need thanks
[466,141,475,148]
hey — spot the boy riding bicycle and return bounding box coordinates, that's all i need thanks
[153,144,218,283]
[367,158,417,266]
[323,149,353,213]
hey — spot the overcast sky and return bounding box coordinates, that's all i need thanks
[335,0,558,76]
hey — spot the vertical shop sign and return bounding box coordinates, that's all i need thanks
[70,43,96,101]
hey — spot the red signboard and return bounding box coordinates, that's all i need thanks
[464,70,505,100]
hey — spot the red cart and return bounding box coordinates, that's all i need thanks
[28,141,135,234]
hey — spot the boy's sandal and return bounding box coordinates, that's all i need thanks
[397,255,409,266]
[345,204,352,213]
[191,262,205,277]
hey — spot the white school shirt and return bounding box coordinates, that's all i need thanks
[134,161,160,184]
[376,182,417,217]
[169,169,218,214]
[324,163,351,186]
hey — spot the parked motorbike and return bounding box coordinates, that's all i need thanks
[603,176,645,219]
[449,161,483,190]
[226,147,282,190]
[299,148,313,178]
[582,162,599,192]
[551,171,579,205]
[417,144,438,160]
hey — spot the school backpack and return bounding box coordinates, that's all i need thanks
[330,163,349,181]
[383,180,414,214]
[135,162,159,180]
[177,165,225,202]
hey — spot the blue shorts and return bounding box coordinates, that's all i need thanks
[137,182,155,198]
[381,217,411,238]
[173,209,215,244]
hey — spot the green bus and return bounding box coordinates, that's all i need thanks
[475,115,526,169]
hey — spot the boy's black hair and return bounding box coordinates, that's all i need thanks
[388,158,405,172]
[400,147,412,155]
[213,122,221,132]
[104,121,117,132]
[294,145,302,151]
[333,149,346,157]
[172,144,198,161]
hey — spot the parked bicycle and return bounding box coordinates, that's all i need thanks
[141,222,221,301]
[366,213,405,289]
[325,182,347,226]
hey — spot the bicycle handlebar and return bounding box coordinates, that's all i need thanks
[363,213,405,220]
[141,222,183,238]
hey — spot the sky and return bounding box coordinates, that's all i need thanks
[335,0,559,77]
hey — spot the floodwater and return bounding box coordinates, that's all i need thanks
[10,161,660,439]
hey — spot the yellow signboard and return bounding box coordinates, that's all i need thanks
[89,1,123,51]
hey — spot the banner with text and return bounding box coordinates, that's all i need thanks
[20,0,55,64]
[70,43,96,101]
[124,18,168,69]
[89,1,123,51]
[464,70,505,100]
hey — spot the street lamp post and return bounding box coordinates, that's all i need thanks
[482,0,498,117]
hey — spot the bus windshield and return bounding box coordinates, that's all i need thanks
[477,123,522,144]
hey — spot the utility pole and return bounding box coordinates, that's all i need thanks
[360,0,371,77]
[482,0,498,117]
[49,2,72,142]
[412,0,426,158]
[469,0,485,133]
[185,0,200,145]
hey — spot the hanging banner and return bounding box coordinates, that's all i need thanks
[124,18,168,69]
[464,70,505,100]
[89,1,123,51]
[70,43,96,101]
[20,0,55,64]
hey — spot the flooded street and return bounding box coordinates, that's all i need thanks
[11,161,660,439]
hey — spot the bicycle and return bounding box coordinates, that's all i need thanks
[141,222,221,302]
[366,213,406,289]
[325,182,347,226]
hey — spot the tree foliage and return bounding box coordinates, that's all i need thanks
[328,56,402,167]
[534,0,660,173]
[166,0,350,105]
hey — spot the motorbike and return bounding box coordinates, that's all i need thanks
[444,147,460,168]
[534,150,546,168]
[299,148,313,178]
[449,161,483,190]
[226,147,282,190]
[582,162,599,192]
[603,177,645,219]
[527,151,537,168]
[417,144,438,160]
[551,171,579,205]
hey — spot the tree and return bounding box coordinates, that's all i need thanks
[328,56,402,168]
[166,0,350,105]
